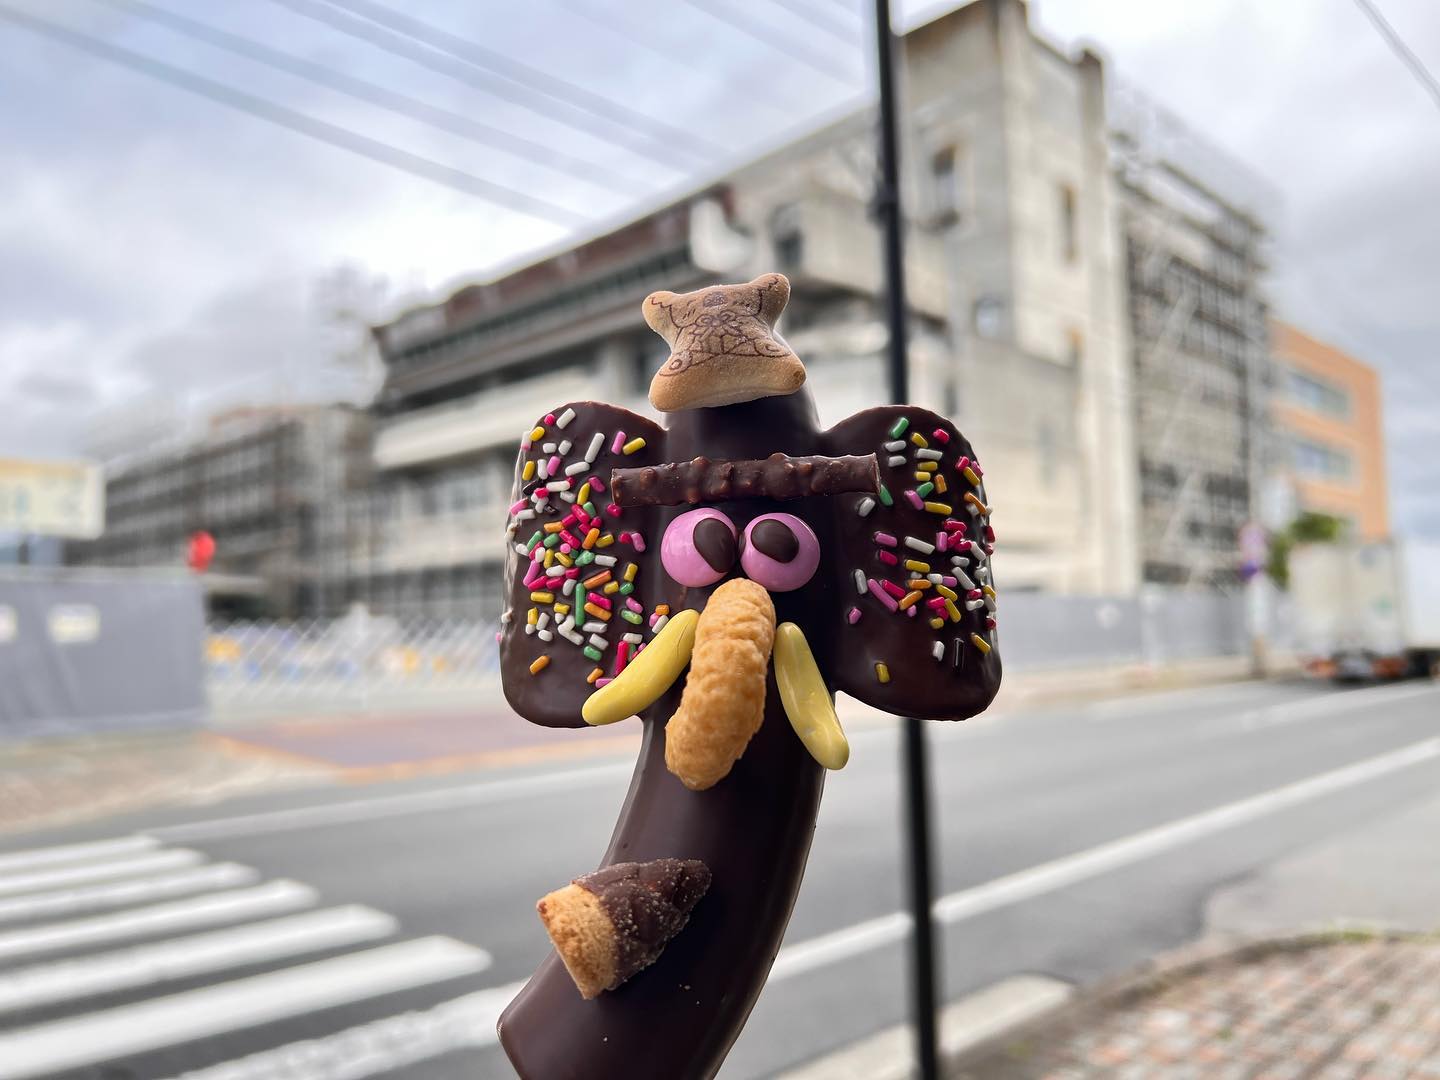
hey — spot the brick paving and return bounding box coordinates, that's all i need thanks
[955,938,1440,1079]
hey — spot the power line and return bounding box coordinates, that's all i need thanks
[0,3,592,227]
[681,0,858,84]
[280,0,720,166]
[1350,0,1440,113]
[86,0,648,197]
[771,0,861,44]
[548,0,815,118]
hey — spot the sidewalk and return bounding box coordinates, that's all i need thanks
[951,933,1440,1079]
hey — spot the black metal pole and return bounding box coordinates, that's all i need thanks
[871,2,942,1079]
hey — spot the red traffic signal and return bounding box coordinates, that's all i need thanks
[187,530,216,573]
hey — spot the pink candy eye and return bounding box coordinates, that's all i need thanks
[661,508,737,587]
[740,513,819,592]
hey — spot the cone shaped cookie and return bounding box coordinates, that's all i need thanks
[537,858,712,999]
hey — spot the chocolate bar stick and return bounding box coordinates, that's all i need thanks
[612,452,879,508]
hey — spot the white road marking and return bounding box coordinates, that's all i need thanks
[1083,679,1293,720]
[0,879,318,963]
[0,836,159,876]
[0,863,259,926]
[161,982,523,1080]
[1238,681,1440,731]
[0,905,403,1016]
[0,936,493,1079]
[147,761,635,842]
[0,848,204,898]
[770,736,1440,980]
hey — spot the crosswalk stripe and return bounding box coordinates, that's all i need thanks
[0,863,259,926]
[161,982,523,1080]
[0,880,318,963]
[0,836,158,876]
[0,905,402,1016]
[0,936,493,1079]
[0,849,204,898]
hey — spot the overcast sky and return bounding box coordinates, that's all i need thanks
[1,0,1437,535]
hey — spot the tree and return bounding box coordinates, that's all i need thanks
[1267,511,1346,589]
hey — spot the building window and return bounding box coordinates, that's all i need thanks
[774,230,803,271]
[932,147,964,223]
[973,295,1005,340]
[770,204,803,272]
[1059,184,1077,264]
[1284,367,1350,418]
[1289,436,1352,481]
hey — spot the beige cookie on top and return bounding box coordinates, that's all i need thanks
[644,273,806,412]
[664,578,776,790]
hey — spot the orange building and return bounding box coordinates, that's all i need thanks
[1269,320,1389,540]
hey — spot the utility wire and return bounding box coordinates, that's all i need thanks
[549,0,807,118]
[283,0,721,165]
[0,3,591,227]
[771,0,861,44]
[1350,0,1440,113]
[681,0,857,84]
[86,0,647,197]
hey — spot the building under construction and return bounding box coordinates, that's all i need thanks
[1111,87,1274,586]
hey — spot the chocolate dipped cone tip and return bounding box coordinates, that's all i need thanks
[539,858,713,999]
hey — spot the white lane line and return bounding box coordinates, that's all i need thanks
[0,863,259,926]
[0,936,493,1079]
[1083,679,1296,720]
[0,880,318,963]
[0,849,204,898]
[1238,681,1440,731]
[770,736,1440,981]
[0,836,159,876]
[162,982,523,1080]
[148,760,635,843]
[0,905,404,1016]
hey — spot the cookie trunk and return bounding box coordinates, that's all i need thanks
[497,679,825,1080]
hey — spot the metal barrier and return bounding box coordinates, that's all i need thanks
[205,588,1249,716]
[205,610,500,714]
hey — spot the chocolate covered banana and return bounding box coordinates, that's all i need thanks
[496,273,1002,1080]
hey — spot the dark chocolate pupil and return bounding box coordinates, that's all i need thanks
[751,518,799,562]
[693,517,737,572]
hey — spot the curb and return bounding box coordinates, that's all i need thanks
[780,926,1439,1079]
[777,974,1075,1080]
[946,926,1440,1076]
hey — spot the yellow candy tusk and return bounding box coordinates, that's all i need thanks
[773,622,849,770]
[581,609,699,726]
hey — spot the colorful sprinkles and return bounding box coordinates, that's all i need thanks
[504,411,669,683]
[853,411,998,679]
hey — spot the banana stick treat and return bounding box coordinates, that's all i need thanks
[496,273,1002,1079]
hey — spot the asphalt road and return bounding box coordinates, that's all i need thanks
[0,677,1437,1079]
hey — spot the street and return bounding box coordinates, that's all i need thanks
[0,677,1437,1079]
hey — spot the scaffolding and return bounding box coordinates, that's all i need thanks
[1109,81,1278,587]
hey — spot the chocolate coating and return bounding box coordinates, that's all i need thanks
[611,452,879,508]
[498,390,1000,1079]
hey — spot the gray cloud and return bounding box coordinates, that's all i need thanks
[1,0,1436,538]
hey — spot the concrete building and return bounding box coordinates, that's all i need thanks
[1111,90,1273,586]
[1269,320,1389,540]
[360,0,1142,618]
[69,405,372,618]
